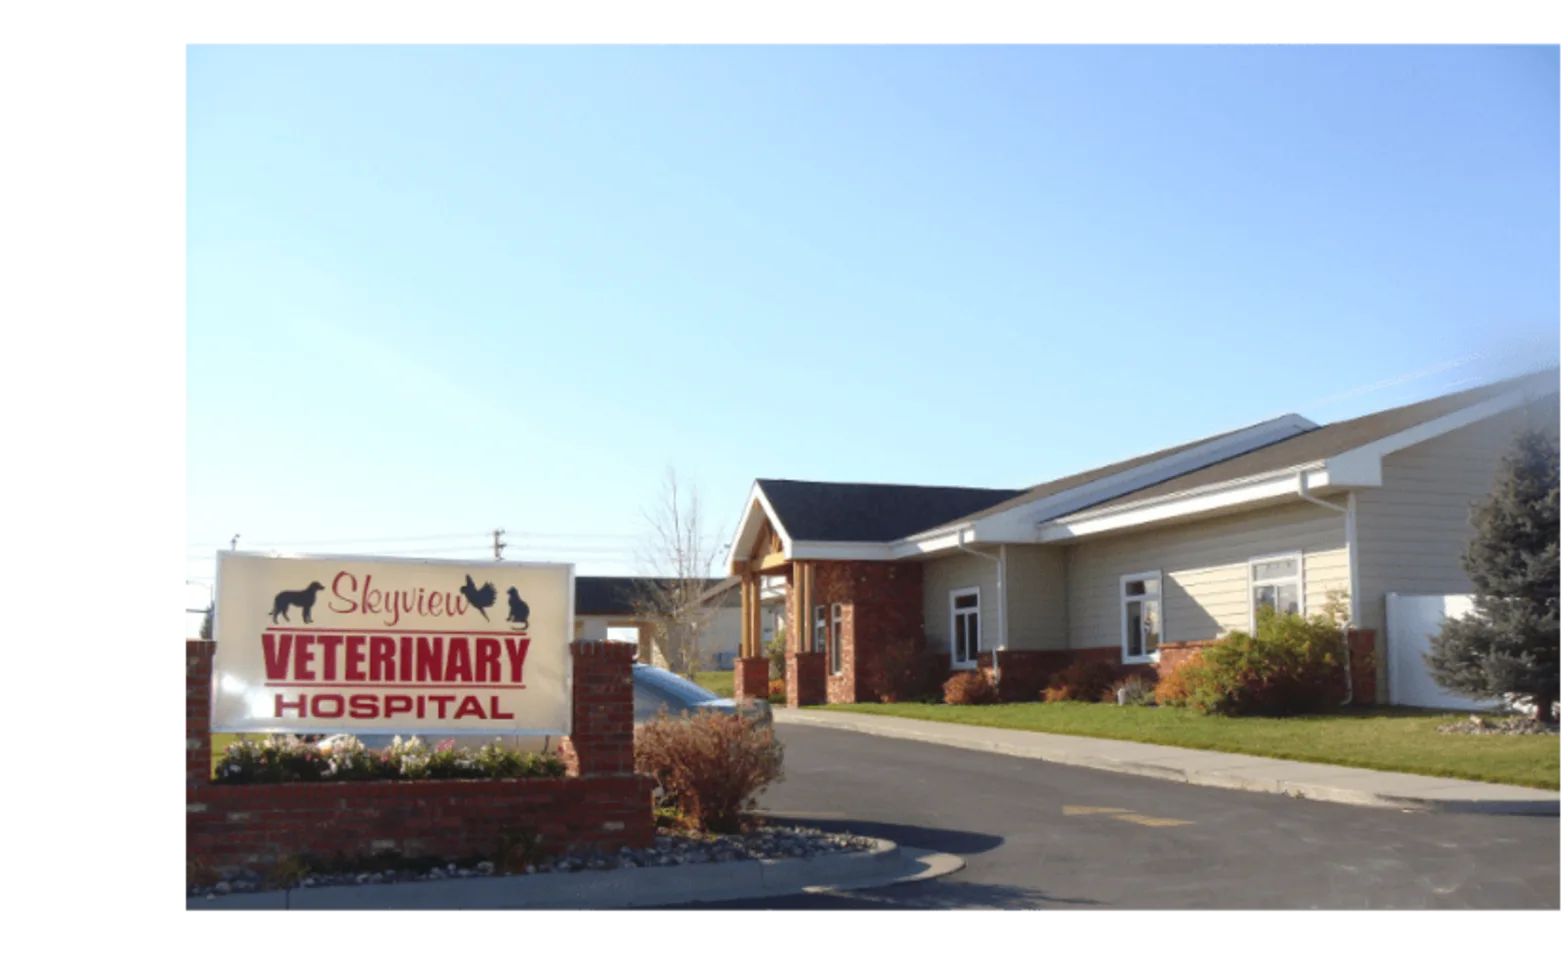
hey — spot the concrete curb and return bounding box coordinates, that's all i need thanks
[187,838,950,910]
[776,710,1561,816]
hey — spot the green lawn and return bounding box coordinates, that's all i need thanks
[696,670,735,699]
[816,702,1560,790]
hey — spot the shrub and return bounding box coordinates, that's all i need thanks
[1180,608,1349,716]
[767,678,786,703]
[1109,674,1158,706]
[1041,660,1117,703]
[764,633,787,680]
[1154,656,1200,707]
[212,735,566,785]
[862,636,941,703]
[633,709,784,834]
[943,670,1000,705]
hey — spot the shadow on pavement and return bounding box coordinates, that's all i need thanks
[649,881,1102,910]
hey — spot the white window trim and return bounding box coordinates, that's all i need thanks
[813,604,826,655]
[1247,550,1305,633]
[949,587,981,669]
[1119,570,1163,665]
[830,603,844,675]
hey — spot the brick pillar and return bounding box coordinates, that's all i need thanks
[564,640,635,777]
[734,657,770,701]
[786,651,826,707]
[1347,629,1377,706]
[187,640,214,788]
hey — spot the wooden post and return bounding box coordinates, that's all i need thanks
[749,576,762,659]
[740,572,752,658]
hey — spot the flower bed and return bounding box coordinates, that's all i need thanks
[212,734,566,785]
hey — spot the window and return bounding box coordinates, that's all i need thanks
[1249,552,1303,629]
[1120,571,1162,663]
[830,603,844,675]
[950,588,981,668]
[813,605,826,654]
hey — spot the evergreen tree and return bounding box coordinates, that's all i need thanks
[1426,428,1560,721]
[199,604,214,640]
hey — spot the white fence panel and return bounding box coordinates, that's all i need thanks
[1385,592,1501,710]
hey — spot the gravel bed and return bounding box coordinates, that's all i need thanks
[189,825,876,899]
[1437,714,1560,736]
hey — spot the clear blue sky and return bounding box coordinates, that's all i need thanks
[187,45,1560,617]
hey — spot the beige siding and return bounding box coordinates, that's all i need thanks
[1004,544,1070,650]
[1355,400,1560,699]
[921,550,1002,657]
[1064,499,1350,652]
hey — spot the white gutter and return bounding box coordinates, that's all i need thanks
[955,532,1006,688]
[1294,472,1358,706]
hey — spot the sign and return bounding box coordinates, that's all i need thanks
[212,552,573,735]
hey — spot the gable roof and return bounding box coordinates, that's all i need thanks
[575,576,729,617]
[755,479,1024,544]
[1086,373,1560,512]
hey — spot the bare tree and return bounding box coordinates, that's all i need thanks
[631,468,723,677]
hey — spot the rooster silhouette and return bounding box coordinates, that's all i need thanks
[460,574,497,621]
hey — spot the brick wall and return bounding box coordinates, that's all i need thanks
[733,657,770,701]
[187,639,653,874]
[807,561,924,703]
[786,651,826,707]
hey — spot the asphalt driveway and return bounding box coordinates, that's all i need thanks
[678,725,1560,909]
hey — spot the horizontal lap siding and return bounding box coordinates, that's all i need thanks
[922,551,1001,655]
[1064,499,1350,652]
[1355,400,1560,701]
[1004,545,1070,651]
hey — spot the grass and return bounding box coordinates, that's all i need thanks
[816,701,1560,790]
[695,670,735,699]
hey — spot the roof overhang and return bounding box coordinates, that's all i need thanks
[722,482,794,574]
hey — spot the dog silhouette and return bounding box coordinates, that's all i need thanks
[506,587,530,630]
[270,581,326,624]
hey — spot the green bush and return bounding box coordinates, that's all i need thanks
[1181,608,1348,716]
[213,735,566,785]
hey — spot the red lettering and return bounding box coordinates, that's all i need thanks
[275,693,307,718]
[364,576,381,615]
[349,694,379,719]
[416,637,444,682]
[262,633,293,681]
[399,635,413,682]
[475,637,500,683]
[316,635,343,681]
[444,637,473,683]
[454,594,469,616]
[429,694,457,719]
[417,695,426,718]
[294,637,317,681]
[312,694,345,718]
[489,696,514,720]
[453,696,486,720]
[344,636,366,681]
[329,571,358,615]
[384,695,413,719]
[369,636,395,681]
[503,637,531,684]
[430,592,444,617]
[398,591,415,626]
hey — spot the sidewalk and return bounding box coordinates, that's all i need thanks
[774,709,1560,815]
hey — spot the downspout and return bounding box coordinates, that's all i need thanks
[1295,472,1357,706]
[955,531,1006,690]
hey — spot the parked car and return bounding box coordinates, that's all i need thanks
[315,664,769,755]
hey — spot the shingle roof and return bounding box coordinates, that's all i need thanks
[946,419,1279,527]
[756,479,1025,543]
[1086,373,1559,512]
[575,576,729,616]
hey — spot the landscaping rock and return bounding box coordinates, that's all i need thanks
[1438,715,1560,736]
[186,824,877,898]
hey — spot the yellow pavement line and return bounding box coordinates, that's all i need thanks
[1112,813,1193,828]
[1061,805,1133,816]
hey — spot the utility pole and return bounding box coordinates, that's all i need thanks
[230,534,240,551]
[492,529,506,561]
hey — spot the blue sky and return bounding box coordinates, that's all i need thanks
[186,45,1560,619]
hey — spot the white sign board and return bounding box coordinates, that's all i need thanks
[212,552,573,735]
